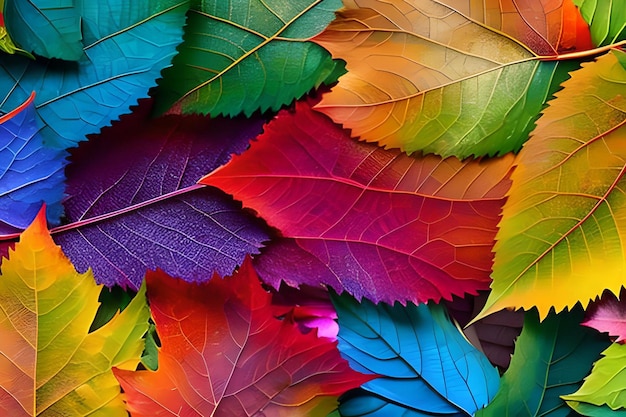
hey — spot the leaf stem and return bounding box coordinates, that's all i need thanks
[539,40,626,61]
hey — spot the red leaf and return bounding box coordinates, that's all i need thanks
[201,99,514,305]
[582,290,626,343]
[113,259,371,416]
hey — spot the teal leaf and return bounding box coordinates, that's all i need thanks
[331,293,499,416]
[4,0,82,60]
[154,0,342,117]
[0,0,189,149]
[476,308,610,417]
[0,93,66,233]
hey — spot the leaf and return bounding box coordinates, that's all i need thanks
[4,0,82,60]
[51,99,270,290]
[562,342,626,412]
[154,0,343,117]
[312,0,589,158]
[0,10,28,56]
[476,308,610,417]
[0,208,150,416]
[574,0,626,47]
[113,259,373,416]
[474,49,626,321]
[0,92,66,234]
[582,290,626,343]
[331,293,499,416]
[201,98,514,305]
[0,0,188,149]
[568,401,626,417]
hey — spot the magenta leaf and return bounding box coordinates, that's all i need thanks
[582,290,626,343]
[53,100,270,289]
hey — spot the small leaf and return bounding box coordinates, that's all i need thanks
[0,0,189,148]
[0,92,66,233]
[574,0,626,47]
[202,98,514,305]
[475,49,626,321]
[562,343,626,412]
[113,259,372,416]
[312,0,588,158]
[53,99,270,290]
[332,292,499,416]
[582,291,626,343]
[0,208,150,415]
[4,0,82,60]
[476,308,610,417]
[155,0,342,116]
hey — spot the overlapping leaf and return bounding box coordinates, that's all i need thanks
[475,49,626,321]
[4,0,82,60]
[52,99,270,290]
[0,0,188,149]
[332,293,499,416]
[574,0,626,47]
[154,0,343,117]
[0,10,25,55]
[476,308,609,417]
[562,342,626,413]
[583,291,626,343]
[0,93,65,234]
[114,260,372,416]
[202,98,514,305]
[0,208,150,416]
[312,0,590,158]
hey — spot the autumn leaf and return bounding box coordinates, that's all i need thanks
[0,208,150,416]
[154,0,343,117]
[50,99,270,290]
[0,0,188,148]
[312,0,590,158]
[476,308,609,417]
[202,98,514,305]
[0,92,66,233]
[475,49,626,321]
[332,293,499,416]
[113,259,372,416]
[582,290,626,343]
[562,342,626,413]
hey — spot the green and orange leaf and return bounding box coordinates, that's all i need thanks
[0,208,150,416]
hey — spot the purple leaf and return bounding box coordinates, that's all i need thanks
[54,100,270,289]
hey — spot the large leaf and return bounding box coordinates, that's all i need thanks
[332,293,499,416]
[476,308,609,417]
[475,49,626,321]
[4,0,82,60]
[0,0,188,149]
[562,343,626,413]
[113,259,372,416]
[574,0,626,47]
[51,99,270,290]
[312,0,589,158]
[201,98,514,305]
[0,208,150,416]
[154,0,342,117]
[0,93,65,233]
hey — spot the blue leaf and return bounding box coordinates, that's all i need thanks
[0,0,189,149]
[4,0,82,60]
[332,293,500,416]
[0,94,66,233]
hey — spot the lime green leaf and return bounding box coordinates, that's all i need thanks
[0,208,150,416]
[574,0,626,47]
[568,401,626,416]
[154,0,342,116]
[563,343,626,413]
[476,308,609,417]
[475,49,626,321]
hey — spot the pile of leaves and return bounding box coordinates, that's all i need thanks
[1,0,626,415]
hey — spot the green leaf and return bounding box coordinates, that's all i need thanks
[563,343,626,413]
[4,0,82,60]
[574,0,626,47]
[476,308,610,417]
[568,401,626,417]
[0,0,189,149]
[154,0,342,116]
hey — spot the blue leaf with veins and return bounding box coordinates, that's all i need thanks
[332,293,500,416]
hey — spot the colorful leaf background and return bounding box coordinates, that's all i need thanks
[3,0,626,416]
